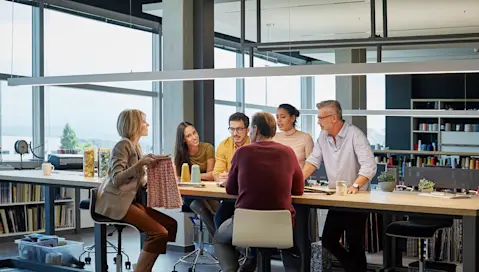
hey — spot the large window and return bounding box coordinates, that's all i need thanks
[44,9,153,91]
[314,75,336,139]
[214,48,237,101]
[0,1,32,76]
[366,75,386,146]
[0,81,33,161]
[45,87,153,155]
[245,57,301,108]
[214,104,237,147]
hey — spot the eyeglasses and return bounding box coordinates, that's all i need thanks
[228,127,247,133]
[317,114,335,122]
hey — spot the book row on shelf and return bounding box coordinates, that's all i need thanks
[0,204,74,235]
[0,183,71,204]
[375,155,479,170]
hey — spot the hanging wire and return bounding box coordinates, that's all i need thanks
[464,73,467,110]
[287,0,292,65]
[265,24,270,104]
[129,0,133,72]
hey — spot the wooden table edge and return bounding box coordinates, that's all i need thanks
[180,189,479,217]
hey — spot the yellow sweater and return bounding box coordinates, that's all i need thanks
[212,136,250,177]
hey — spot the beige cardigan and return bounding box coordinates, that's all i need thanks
[95,138,145,220]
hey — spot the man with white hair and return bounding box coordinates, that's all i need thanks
[302,100,377,272]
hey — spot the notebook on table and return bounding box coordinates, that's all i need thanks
[418,192,472,199]
[177,182,206,188]
[304,186,336,195]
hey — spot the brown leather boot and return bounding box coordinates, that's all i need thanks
[134,250,159,272]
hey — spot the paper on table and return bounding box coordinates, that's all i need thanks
[177,182,206,188]
[417,193,472,199]
[304,186,336,194]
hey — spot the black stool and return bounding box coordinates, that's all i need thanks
[386,217,454,272]
[79,189,134,272]
[255,248,277,272]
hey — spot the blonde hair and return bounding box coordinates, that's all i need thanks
[117,109,145,139]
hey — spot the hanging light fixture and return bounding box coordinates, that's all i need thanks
[6,59,479,87]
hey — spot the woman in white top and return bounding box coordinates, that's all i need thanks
[273,103,314,168]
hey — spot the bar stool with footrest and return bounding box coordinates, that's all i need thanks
[386,217,456,272]
[79,189,138,272]
[232,208,294,272]
[172,214,219,272]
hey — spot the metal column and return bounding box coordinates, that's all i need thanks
[193,0,215,144]
[32,0,45,158]
[152,33,163,154]
[236,53,245,113]
[300,75,314,136]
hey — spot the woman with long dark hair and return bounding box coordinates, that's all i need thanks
[174,121,218,236]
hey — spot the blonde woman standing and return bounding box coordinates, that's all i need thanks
[95,109,177,272]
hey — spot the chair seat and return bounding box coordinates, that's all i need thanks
[92,212,123,224]
[81,194,126,224]
[232,209,293,249]
[386,219,453,239]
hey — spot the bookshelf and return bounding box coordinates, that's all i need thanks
[411,98,479,153]
[0,183,82,237]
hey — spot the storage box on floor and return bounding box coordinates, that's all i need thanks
[15,234,84,268]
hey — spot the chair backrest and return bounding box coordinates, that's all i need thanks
[232,208,293,249]
[89,188,98,218]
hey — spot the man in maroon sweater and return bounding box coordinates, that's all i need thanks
[213,112,304,272]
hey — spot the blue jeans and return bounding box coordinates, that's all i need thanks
[214,201,236,228]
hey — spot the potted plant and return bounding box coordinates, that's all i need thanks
[377,171,397,192]
[418,178,435,192]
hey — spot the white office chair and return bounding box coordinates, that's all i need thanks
[232,209,294,272]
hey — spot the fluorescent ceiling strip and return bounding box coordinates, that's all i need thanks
[301,109,479,118]
[7,59,479,87]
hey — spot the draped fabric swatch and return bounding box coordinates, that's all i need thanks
[147,160,183,209]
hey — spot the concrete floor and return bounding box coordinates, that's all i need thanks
[0,227,463,272]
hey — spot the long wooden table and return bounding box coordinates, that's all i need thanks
[0,170,477,271]
[180,184,479,272]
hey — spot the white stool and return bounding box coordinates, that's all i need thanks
[232,209,294,272]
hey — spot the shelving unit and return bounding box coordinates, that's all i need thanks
[411,98,479,153]
[0,183,86,237]
[373,149,479,156]
[372,148,475,263]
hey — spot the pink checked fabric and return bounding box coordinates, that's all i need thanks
[147,160,183,209]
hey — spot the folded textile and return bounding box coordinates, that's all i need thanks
[147,159,183,209]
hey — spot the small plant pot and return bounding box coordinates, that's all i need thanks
[378,181,396,192]
[420,187,434,193]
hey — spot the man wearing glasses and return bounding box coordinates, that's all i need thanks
[302,100,376,272]
[212,112,255,271]
[213,112,251,182]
